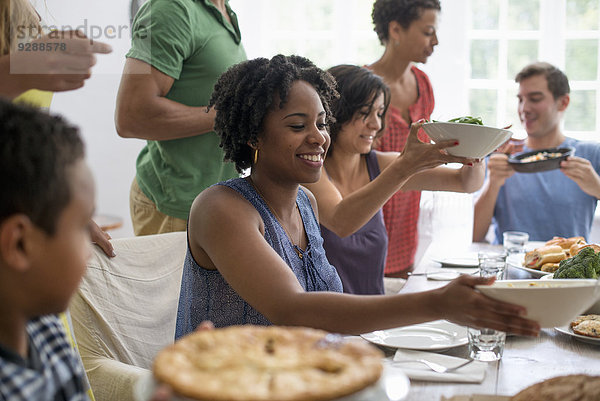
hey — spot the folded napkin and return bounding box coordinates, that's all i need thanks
[392,349,486,383]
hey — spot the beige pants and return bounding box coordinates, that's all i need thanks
[129,178,187,236]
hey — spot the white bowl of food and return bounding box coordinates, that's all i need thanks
[540,275,600,314]
[422,122,512,158]
[476,279,600,328]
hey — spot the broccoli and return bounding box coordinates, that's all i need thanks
[553,247,599,279]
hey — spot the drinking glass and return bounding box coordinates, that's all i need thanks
[478,250,508,280]
[470,250,509,361]
[503,231,529,255]
[468,327,506,361]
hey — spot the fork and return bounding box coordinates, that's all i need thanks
[392,358,474,373]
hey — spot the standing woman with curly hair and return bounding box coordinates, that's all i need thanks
[369,0,441,278]
[174,54,539,339]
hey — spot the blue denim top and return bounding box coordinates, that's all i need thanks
[175,178,343,338]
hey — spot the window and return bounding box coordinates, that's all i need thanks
[467,0,600,141]
[233,0,600,142]
[231,0,381,69]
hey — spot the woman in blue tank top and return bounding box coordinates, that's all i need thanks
[305,65,487,295]
[175,55,540,339]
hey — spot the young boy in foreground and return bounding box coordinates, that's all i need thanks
[0,99,95,400]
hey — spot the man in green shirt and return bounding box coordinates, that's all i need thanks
[115,0,246,235]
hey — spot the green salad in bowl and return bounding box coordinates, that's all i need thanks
[422,116,512,158]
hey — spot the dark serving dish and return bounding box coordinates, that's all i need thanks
[508,147,575,173]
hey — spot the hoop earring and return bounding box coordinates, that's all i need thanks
[253,148,259,164]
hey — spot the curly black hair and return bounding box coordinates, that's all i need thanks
[209,54,339,173]
[327,65,391,155]
[372,0,441,45]
[0,99,85,235]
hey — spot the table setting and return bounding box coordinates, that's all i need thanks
[369,236,600,400]
[391,349,486,383]
[130,233,599,401]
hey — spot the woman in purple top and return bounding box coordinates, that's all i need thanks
[306,65,485,295]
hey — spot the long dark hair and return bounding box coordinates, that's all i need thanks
[326,65,391,155]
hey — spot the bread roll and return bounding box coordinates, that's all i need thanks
[540,262,560,273]
[523,245,566,270]
[546,236,585,250]
[545,236,566,246]
[570,243,600,257]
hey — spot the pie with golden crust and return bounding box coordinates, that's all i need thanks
[153,325,384,401]
[511,375,600,401]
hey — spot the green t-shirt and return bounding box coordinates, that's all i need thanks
[127,0,246,220]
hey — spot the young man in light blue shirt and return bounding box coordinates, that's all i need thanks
[473,62,600,244]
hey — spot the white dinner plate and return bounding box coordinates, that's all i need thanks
[555,325,600,346]
[506,253,552,278]
[431,257,479,268]
[360,320,468,351]
[426,271,462,281]
[134,366,410,401]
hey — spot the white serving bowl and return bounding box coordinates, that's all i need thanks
[476,279,600,328]
[422,122,512,158]
[540,275,600,314]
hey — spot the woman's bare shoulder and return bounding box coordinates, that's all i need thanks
[190,184,259,225]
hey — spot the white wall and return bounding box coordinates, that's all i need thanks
[39,0,143,237]
[39,0,600,245]
[34,0,492,246]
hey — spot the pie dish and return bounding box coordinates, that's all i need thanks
[136,366,409,401]
[153,325,384,401]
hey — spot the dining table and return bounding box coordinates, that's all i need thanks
[372,241,600,401]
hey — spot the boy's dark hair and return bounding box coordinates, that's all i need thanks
[327,65,391,155]
[209,54,339,173]
[0,99,84,235]
[515,62,570,99]
[372,0,441,45]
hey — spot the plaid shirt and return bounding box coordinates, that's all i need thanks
[0,315,89,401]
[375,65,435,274]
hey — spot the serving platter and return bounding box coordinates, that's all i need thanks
[506,253,552,278]
[555,325,600,346]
